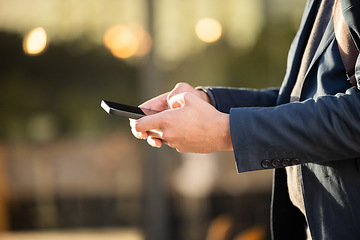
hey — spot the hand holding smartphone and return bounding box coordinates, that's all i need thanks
[101,100,164,141]
[101,100,160,119]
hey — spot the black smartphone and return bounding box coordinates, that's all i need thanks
[101,100,160,119]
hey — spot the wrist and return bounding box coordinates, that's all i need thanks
[217,113,233,152]
[196,88,211,104]
[196,87,216,107]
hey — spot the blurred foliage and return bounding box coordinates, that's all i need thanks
[162,20,297,90]
[0,32,139,140]
[0,18,297,141]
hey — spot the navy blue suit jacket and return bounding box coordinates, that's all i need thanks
[208,0,360,239]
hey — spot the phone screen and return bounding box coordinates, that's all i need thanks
[101,100,159,119]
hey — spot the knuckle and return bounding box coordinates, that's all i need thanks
[175,82,191,91]
[182,92,194,101]
[161,131,172,142]
[162,132,178,148]
[175,82,186,88]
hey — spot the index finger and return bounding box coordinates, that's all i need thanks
[139,92,169,111]
[134,110,167,133]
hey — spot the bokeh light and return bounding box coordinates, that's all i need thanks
[103,24,152,59]
[132,25,152,57]
[23,27,48,55]
[195,18,222,43]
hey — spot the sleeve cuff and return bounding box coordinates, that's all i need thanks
[195,87,217,108]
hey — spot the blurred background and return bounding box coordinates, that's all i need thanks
[0,0,305,240]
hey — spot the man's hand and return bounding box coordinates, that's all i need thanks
[130,89,233,153]
[130,82,212,147]
[167,82,211,104]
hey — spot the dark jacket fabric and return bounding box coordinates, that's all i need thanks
[208,0,360,239]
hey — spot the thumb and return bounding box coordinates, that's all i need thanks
[168,92,200,110]
[168,92,187,109]
[134,111,165,133]
[167,82,194,103]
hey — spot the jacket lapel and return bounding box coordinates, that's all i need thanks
[303,0,360,84]
[341,0,360,51]
[277,0,321,104]
[303,17,336,81]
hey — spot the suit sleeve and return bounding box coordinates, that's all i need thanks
[207,87,280,112]
[225,87,360,173]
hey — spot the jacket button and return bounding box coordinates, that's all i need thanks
[281,158,290,166]
[291,158,300,165]
[261,159,271,169]
[271,158,281,168]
